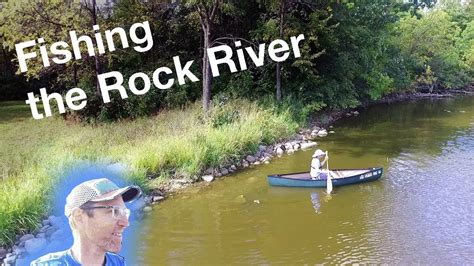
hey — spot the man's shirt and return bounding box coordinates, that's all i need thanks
[310,157,322,177]
[30,249,125,266]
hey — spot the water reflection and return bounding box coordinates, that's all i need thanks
[310,192,320,213]
[136,96,474,265]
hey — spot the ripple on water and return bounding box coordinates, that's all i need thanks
[361,127,474,264]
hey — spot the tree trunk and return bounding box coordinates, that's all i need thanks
[1,46,12,79]
[275,0,285,102]
[91,0,101,94]
[202,24,212,114]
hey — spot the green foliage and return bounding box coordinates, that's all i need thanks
[365,71,394,100]
[0,99,302,245]
[209,97,240,128]
[2,0,474,249]
[393,7,473,89]
[0,0,87,82]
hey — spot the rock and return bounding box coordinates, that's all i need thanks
[317,130,328,137]
[24,237,47,254]
[284,143,293,150]
[345,112,352,117]
[276,147,284,156]
[153,190,165,197]
[204,167,214,175]
[45,227,56,237]
[39,224,50,232]
[36,233,46,239]
[313,126,321,131]
[254,150,262,158]
[48,216,64,228]
[19,234,34,243]
[50,229,67,241]
[263,152,273,158]
[293,143,301,150]
[174,178,191,184]
[264,161,270,164]
[201,175,214,182]
[246,155,256,163]
[0,247,7,260]
[12,246,25,256]
[214,171,222,177]
[152,196,165,202]
[287,149,295,154]
[220,167,229,175]
[230,165,237,171]
[241,160,249,168]
[42,219,50,227]
[253,161,261,165]
[262,156,271,163]
[353,111,359,116]
[329,125,333,128]
[3,254,17,265]
[258,145,267,152]
[143,206,153,213]
[301,142,317,149]
[300,128,310,134]
[143,196,153,204]
[253,200,261,204]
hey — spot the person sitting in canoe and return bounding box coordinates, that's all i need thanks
[310,149,328,179]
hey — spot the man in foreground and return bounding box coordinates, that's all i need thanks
[31,178,141,265]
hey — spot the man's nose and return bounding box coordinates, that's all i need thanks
[117,215,129,228]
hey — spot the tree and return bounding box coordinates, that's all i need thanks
[183,0,235,114]
[81,0,102,94]
[393,9,471,88]
[400,0,438,17]
[0,0,88,88]
[253,0,332,103]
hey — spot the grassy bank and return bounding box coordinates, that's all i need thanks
[0,99,302,247]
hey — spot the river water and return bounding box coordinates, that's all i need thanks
[133,96,474,264]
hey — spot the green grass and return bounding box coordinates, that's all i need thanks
[0,99,302,247]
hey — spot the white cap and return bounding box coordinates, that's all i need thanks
[64,178,141,217]
[312,149,326,158]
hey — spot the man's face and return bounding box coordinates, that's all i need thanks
[79,195,129,253]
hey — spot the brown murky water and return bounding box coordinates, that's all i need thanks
[133,96,474,264]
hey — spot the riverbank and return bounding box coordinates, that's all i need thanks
[1,88,473,264]
[133,88,474,209]
[0,99,304,260]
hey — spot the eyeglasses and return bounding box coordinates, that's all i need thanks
[82,205,131,219]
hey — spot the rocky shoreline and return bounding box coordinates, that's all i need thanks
[1,216,71,266]
[0,123,334,266]
[2,88,472,265]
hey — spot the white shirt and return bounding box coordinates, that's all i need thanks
[310,157,322,178]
